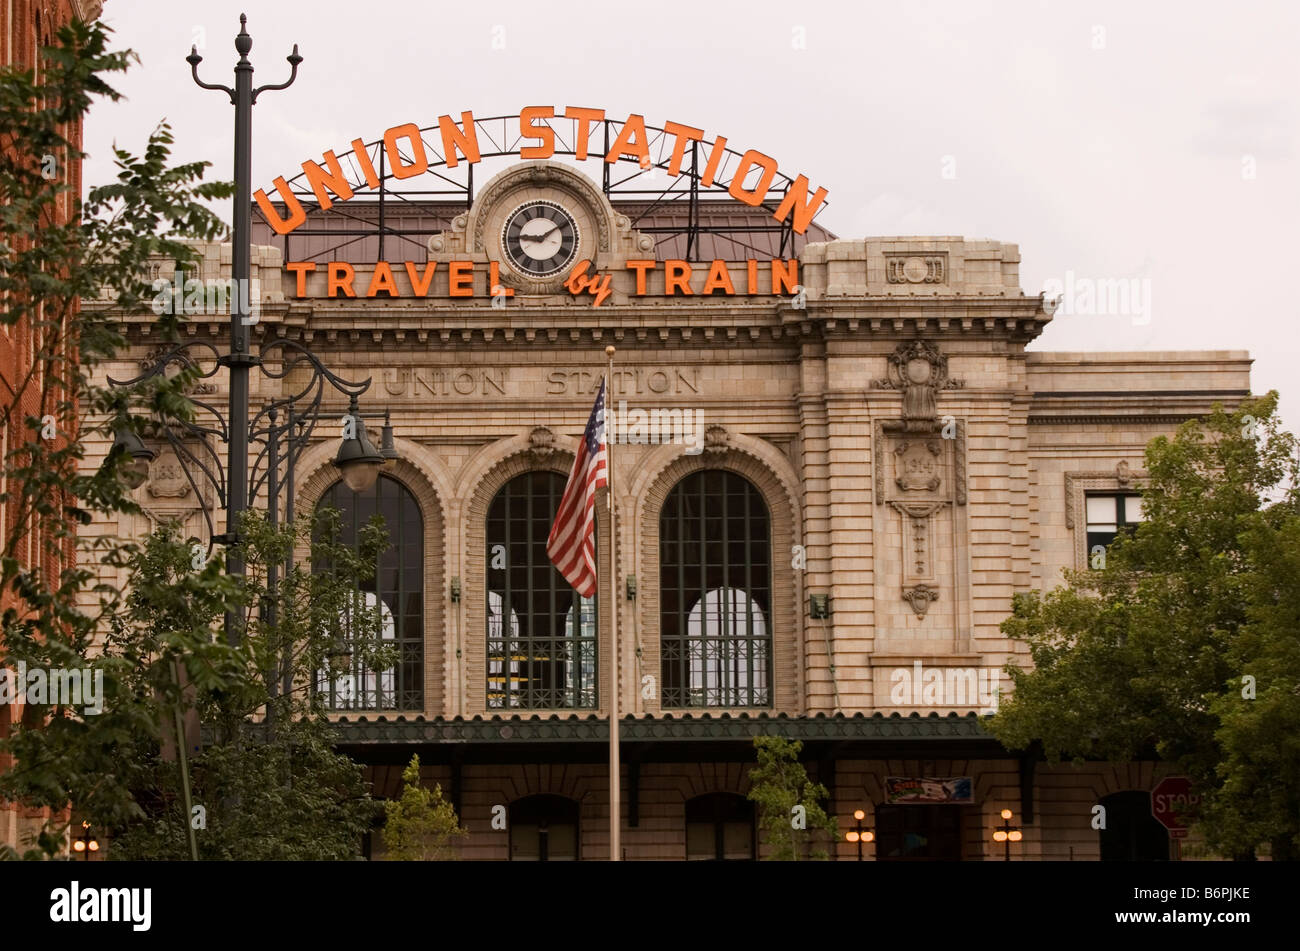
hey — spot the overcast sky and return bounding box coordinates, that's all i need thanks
[83,0,1300,431]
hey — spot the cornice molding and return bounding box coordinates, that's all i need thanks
[1030,414,1205,426]
[323,711,997,746]
[95,308,1054,349]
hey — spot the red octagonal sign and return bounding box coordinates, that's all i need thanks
[1151,777,1199,839]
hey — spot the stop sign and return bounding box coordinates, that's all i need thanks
[1151,777,1199,838]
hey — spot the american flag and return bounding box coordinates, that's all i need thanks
[547,379,609,597]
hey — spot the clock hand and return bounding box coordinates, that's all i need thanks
[519,224,561,243]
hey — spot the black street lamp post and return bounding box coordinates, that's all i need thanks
[844,808,874,861]
[109,15,396,628]
[993,808,1022,861]
[71,821,99,861]
[98,16,399,862]
[184,14,302,646]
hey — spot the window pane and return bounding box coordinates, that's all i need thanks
[1126,496,1146,522]
[660,471,771,708]
[511,824,540,861]
[546,822,578,860]
[723,822,753,860]
[315,475,423,711]
[1087,530,1118,554]
[1085,495,1117,525]
[487,472,597,709]
[686,822,715,860]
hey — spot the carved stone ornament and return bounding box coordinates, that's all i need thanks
[894,439,942,492]
[902,583,939,618]
[1116,460,1131,486]
[873,341,962,433]
[146,450,193,499]
[528,426,556,460]
[703,425,729,454]
[885,253,947,284]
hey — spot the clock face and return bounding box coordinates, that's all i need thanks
[501,200,580,278]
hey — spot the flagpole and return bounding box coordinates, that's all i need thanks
[605,344,621,861]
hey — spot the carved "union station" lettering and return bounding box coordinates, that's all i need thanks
[377,366,700,398]
[548,367,699,396]
[382,368,509,398]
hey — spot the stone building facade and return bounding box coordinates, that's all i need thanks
[83,159,1251,860]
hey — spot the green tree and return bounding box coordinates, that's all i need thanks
[747,735,838,860]
[1204,513,1300,859]
[382,754,468,861]
[989,392,1300,859]
[1,20,232,858]
[102,509,394,861]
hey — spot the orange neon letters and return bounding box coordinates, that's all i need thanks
[327,262,356,298]
[254,176,306,235]
[605,114,649,165]
[384,123,428,180]
[520,107,556,159]
[302,149,354,210]
[729,149,778,206]
[262,108,829,237]
[563,106,605,160]
[439,112,480,168]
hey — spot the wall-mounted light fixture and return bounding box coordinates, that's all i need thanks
[809,593,831,619]
[450,577,461,602]
[626,574,637,600]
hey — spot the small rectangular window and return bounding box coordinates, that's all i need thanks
[1085,493,1144,563]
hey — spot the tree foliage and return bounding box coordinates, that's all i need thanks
[1,20,233,858]
[989,392,1300,859]
[382,754,468,861]
[1,22,396,860]
[747,735,838,860]
[97,510,393,861]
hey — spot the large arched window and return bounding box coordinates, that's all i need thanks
[486,471,597,710]
[315,474,423,711]
[660,470,771,708]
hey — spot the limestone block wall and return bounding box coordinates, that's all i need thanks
[79,236,1253,725]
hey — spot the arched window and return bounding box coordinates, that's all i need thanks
[660,470,771,708]
[1099,791,1170,861]
[685,793,756,861]
[315,474,423,711]
[486,472,597,710]
[509,794,580,861]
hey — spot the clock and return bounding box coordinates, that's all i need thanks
[501,199,580,278]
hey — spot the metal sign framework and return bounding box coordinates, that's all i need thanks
[259,113,832,265]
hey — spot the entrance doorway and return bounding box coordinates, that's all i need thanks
[1098,791,1169,861]
[509,794,580,861]
[685,792,756,860]
[875,804,963,861]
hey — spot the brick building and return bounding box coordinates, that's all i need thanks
[1,0,103,856]
[84,146,1249,860]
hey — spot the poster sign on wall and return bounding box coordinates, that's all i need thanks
[884,777,974,804]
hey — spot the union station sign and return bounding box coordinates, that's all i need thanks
[283,256,801,306]
[258,107,825,307]
[256,106,829,235]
